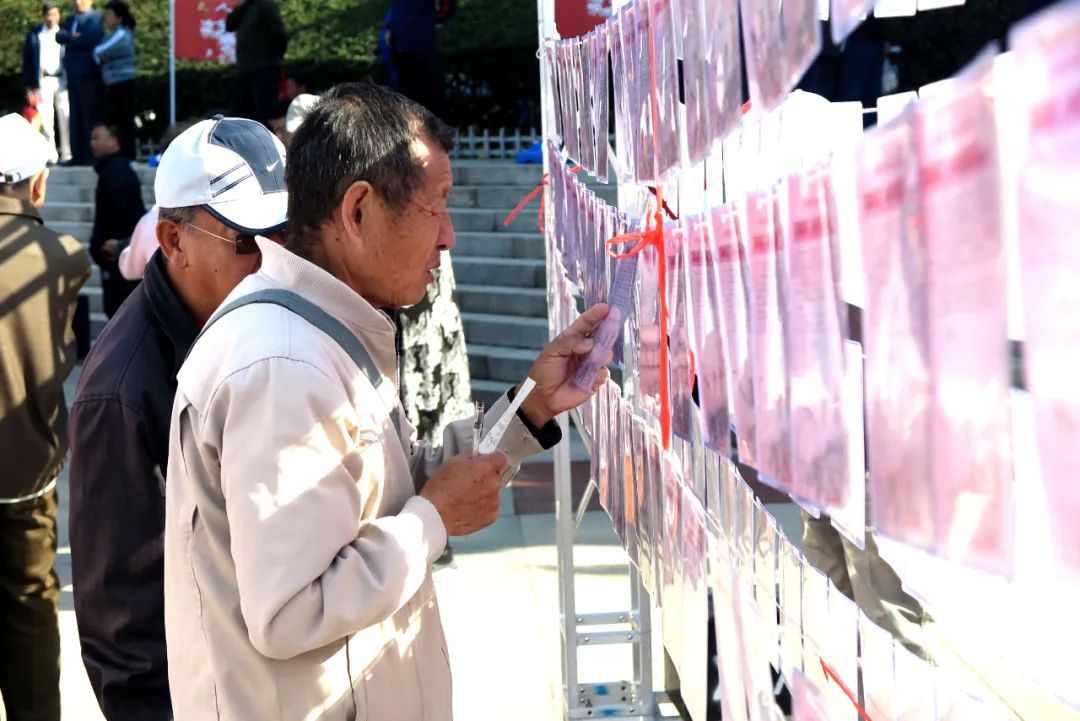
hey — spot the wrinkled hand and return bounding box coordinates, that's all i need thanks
[102,239,120,259]
[518,303,612,428]
[420,453,508,537]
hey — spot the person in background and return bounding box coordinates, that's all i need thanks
[89,122,145,317]
[69,117,288,721]
[23,3,72,165]
[0,113,91,721]
[388,0,441,113]
[57,0,105,165]
[277,91,319,147]
[225,0,288,127]
[94,0,137,160]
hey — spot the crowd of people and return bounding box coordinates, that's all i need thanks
[0,78,613,721]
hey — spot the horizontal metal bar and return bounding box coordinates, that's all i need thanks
[575,611,636,627]
[578,682,637,700]
[575,630,641,646]
[569,704,643,718]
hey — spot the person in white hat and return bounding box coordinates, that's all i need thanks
[0,112,91,721]
[67,116,287,721]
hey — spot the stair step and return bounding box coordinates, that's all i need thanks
[453,232,544,259]
[456,285,547,317]
[461,312,548,349]
[90,311,108,338]
[452,257,545,288]
[450,208,539,233]
[47,164,156,186]
[451,162,545,188]
[51,221,93,243]
[40,202,95,223]
[467,344,537,384]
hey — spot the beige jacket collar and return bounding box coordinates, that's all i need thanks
[253,235,398,381]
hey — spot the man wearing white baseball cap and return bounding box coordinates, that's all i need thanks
[68,116,287,721]
[0,113,90,721]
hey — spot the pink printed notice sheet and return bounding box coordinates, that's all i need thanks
[857,115,935,550]
[785,166,850,511]
[916,57,1013,574]
[714,205,756,464]
[687,215,731,452]
[1011,3,1080,576]
[744,190,793,490]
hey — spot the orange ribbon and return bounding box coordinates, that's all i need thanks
[503,164,582,233]
[606,200,671,449]
[820,657,876,721]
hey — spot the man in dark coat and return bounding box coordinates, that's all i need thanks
[225,0,288,126]
[89,122,144,317]
[57,0,104,165]
[68,117,288,721]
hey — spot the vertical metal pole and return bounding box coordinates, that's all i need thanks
[169,0,177,127]
[632,564,655,717]
[554,412,580,718]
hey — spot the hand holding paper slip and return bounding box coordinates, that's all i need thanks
[478,304,613,452]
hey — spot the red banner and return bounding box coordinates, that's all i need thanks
[556,0,612,39]
[175,0,239,63]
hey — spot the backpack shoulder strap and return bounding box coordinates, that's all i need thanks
[189,289,403,435]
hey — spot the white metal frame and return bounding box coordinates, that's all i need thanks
[535,3,674,717]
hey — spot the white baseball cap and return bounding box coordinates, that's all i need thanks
[284,93,321,134]
[155,117,288,235]
[0,114,51,184]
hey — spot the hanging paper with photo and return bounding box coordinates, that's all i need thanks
[824,589,859,721]
[705,0,745,146]
[608,384,627,547]
[648,0,682,179]
[785,166,849,512]
[1010,0,1080,578]
[610,8,636,184]
[595,380,612,517]
[777,535,804,681]
[577,36,596,175]
[859,612,898,721]
[687,214,731,453]
[667,223,696,441]
[680,492,710,721]
[745,190,793,490]
[916,54,1013,574]
[622,401,639,562]
[646,426,666,601]
[591,24,610,183]
[714,204,756,462]
[740,0,788,114]
[633,417,656,594]
[709,551,751,721]
[828,340,867,550]
[637,241,663,417]
[858,114,935,550]
[676,0,715,163]
[753,503,779,667]
[781,0,823,98]
[660,451,685,668]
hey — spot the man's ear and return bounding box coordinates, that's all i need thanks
[338,180,373,248]
[156,219,188,268]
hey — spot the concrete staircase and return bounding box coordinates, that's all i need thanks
[41,161,617,414]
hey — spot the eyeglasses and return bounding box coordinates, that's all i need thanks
[183,222,259,255]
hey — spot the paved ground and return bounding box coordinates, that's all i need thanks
[50,368,802,721]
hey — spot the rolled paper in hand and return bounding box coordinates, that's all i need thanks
[570,256,638,392]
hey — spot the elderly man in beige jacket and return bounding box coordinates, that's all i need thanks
[163,84,609,720]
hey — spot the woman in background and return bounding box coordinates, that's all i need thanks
[94,0,136,158]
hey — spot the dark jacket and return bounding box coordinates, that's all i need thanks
[68,250,196,721]
[389,0,436,55]
[91,152,145,316]
[22,23,64,89]
[57,10,105,80]
[0,197,90,501]
[225,0,287,72]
